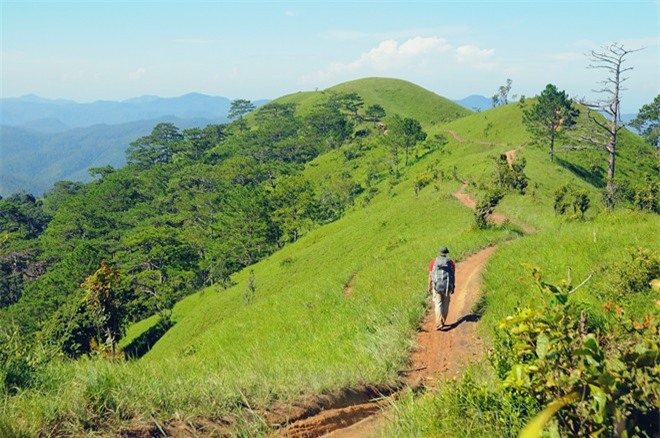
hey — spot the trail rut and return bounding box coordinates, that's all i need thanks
[275,178,513,438]
[274,153,529,437]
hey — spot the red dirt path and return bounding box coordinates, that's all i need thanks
[122,143,530,437]
[273,152,528,437]
[276,245,498,438]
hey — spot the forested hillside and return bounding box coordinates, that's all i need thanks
[0,116,218,196]
[0,78,469,353]
[0,78,657,437]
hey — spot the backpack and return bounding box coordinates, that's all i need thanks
[432,256,455,294]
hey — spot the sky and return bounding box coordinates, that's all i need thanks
[1,0,658,113]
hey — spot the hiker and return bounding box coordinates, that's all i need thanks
[428,246,456,329]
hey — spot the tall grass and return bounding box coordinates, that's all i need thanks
[381,363,535,437]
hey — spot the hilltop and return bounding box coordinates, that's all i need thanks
[1,77,658,437]
[274,77,471,125]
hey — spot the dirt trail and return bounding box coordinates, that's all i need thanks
[448,130,524,168]
[274,245,498,438]
[454,182,508,226]
[447,130,500,147]
[505,147,518,166]
[273,148,530,437]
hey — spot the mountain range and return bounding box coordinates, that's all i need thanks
[0,93,268,196]
[0,91,637,197]
[0,93,265,129]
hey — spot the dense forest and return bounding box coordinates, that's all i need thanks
[0,90,443,359]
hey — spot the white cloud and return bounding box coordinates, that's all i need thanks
[285,10,299,17]
[302,36,451,83]
[128,67,146,81]
[455,45,495,69]
[399,36,452,55]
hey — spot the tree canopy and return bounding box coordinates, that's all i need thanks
[631,94,660,148]
[523,84,579,162]
[0,92,365,358]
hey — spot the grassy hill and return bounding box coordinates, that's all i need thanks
[2,79,658,436]
[274,77,471,125]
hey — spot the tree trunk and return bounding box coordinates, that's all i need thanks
[550,128,555,162]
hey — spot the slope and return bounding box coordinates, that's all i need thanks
[0,116,218,196]
[2,82,657,437]
[273,77,472,126]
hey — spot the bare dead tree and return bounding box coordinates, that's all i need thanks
[578,43,643,208]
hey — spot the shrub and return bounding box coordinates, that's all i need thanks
[474,188,504,229]
[615,247,660,293]
[554,184,590,220]
[494,154,528,194]
[413,172,433,196]
[631,176,660,213]
[0,324,43,394]
[497,268,659,437]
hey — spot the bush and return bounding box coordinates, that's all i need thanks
[496,268,659,437]
[413,172,433,196]
[631,176,660,213]
[494,154,528,194]
[615,247,660,293]
[554,184,590,220]
[474,188,504,229]
[0,324,39,394]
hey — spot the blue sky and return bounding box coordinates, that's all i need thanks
[1,0,658,112]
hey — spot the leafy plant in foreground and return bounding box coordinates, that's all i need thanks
[497,267,659,437]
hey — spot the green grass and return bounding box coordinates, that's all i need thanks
[381,209,659,438]
[380,363,534,437]
[1,146,517,435]
[272,77,472,126]
[3,84,658,436]
[480,210,660,330]
[378,103,660,438]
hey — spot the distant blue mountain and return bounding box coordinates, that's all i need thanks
[0,116,220,197]
[453,95,492,112]
[0,93,238,127]
[0,93,269,197]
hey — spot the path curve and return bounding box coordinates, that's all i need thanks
[448,130,525,168]
[271,146,532,437]
[274,245,499,437]
[455,182,508,226]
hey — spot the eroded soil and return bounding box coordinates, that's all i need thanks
[274,163,527,437]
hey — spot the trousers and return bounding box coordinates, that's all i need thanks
[432,289,451,326]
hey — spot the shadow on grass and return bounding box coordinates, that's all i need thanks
[555,157,605,188]
[123,318,175,359]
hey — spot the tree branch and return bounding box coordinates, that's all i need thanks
[568,274,593,295]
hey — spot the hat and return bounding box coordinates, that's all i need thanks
[438,246,449,255]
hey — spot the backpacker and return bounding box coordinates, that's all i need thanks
[432,256,454,294]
